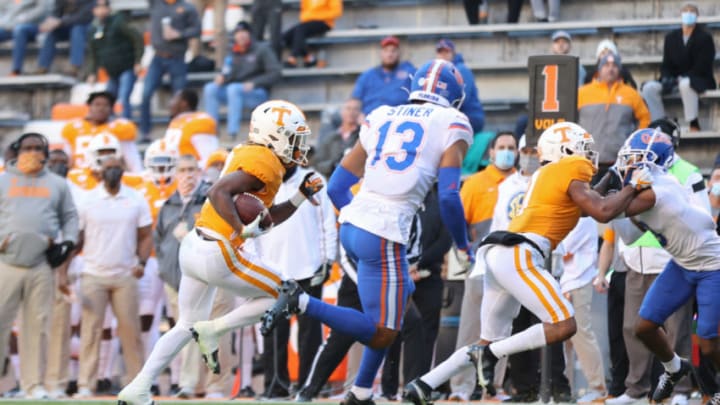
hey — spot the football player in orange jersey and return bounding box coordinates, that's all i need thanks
[164,89,219,169]
[117,100,324,405]
[67,132,143,192]
[61,91,142,172]
[404,122,656,404]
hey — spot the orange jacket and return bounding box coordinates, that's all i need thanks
[300,0,343,28]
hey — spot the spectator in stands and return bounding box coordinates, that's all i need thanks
[578,52,650,181]
[189,0,227,68]
[140,0,201,143]
[530,0,560,22]
[164,89,219,168]
[507,0,525,23]
[435,39,485,133]
[462,0,489,24]
[250,163,337,399]
[203,22,281,140]
[0,133,78,399]
[0,0,52,76]
[74,155,152,398]
[550,31,586,86]
[311,98,361,178]
[584,39,637,89]
[640,3,716,131]
[35,0,93,77]
[61,91,143,172]
[251,0,282,58]
[351,36,416,116]
[86,0,144,120]
[282,0,342,68]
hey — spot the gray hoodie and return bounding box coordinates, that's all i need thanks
[148,0,201,58]
[0,0,53,30]
[0,163,78,267]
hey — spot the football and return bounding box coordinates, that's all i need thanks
[234,193,273,229]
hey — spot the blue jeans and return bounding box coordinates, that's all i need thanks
[203,81,268,137]
[38,24,89,69]
[0,24,39,73]
[140,55,187,136]
[106,69,137,119]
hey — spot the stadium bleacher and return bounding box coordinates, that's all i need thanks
[0,0,717,167]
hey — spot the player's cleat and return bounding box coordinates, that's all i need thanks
[340,391,376,405]
[117,384,154,405]
[260,279,303,336]
[190,321,221,374]
[468,344,498,397]
[652,359,692,403]
[402,378,434,405]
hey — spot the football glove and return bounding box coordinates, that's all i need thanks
[298,172,324,206]
[624,164,654,191]
[310,261,333,287]
[606,165,624,192]
[455,246,475,271]
[240,211,271,239]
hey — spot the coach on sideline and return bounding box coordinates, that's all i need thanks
[0,133,78,399]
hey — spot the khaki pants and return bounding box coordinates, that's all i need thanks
[567,283,606,390]
[0,261,53,393]
[45,294,72,392]
[189,0,228,67]
[78,273,144,390]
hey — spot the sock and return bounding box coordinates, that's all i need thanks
[421,345,473,389]
[305,296,376,343]
[240,328,254,386]
[298,293,309,313]
[136,324,194,384]
[351,385,373,400]
[489,323,547,358]
[662,354,681,373]
[355,347,387,389]
[169,352,181,385]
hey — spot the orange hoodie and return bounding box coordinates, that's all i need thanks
[300,0,343,28]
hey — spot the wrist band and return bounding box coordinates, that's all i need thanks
[290,191,306,207]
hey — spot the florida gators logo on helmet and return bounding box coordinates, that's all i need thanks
[409,59,466,109]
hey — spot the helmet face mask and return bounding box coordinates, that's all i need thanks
[616,128,674,175]
[248,100,311,166]
[145,139,177,185]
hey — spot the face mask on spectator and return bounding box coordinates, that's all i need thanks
[681,12,697,26]
[16,151,44,174]
[48,162,69,178]
[103,166,123,188]
[494,149,516,170]
[519,154,540,175]
[711,183,720,197]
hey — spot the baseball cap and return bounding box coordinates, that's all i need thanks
[551,30,571,42]
[234,21,251,33]
[380,35,400,47]
[435,39,455,52]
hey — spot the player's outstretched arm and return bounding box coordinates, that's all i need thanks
[327,141,365,210]
[568,180,640,223]
[207,170,265,236]
[437,140,471,251]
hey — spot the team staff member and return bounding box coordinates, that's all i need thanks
[74,156,152,398]
[0,133,78,399]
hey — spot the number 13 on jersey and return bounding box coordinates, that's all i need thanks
[370,120,426,171]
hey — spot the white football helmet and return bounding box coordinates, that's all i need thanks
[86,132,122,171]
[248,100,311,165]
[537,122,597,165]
[144,139,178,185]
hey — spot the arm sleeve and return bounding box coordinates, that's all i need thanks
[59,1,93,26]
[251,47,283,89]
[119,18,145,65]
[59,183,79,244]
[319,189,338,263]
[181,6,201,39]
[438,166,470,249]
[688,33,716,86]
[660,33,673,79]
[21,0,52,25]
[327,165,359,211]
[633,93,651,128]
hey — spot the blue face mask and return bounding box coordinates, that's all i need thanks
[711,183,720,197]
[681,12,697,26]
[494,149,516,170]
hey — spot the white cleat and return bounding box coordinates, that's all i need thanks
[191,320,221,374]
[117,383,154,405]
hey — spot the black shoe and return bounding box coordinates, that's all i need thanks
[468,344,498,397]
[295,392,312,402]
[552,388,573,403]
[340,391,376,405]
[239,386,256,398]
[403,379,433,405]
[503,389,539,403]
[150,385,160,396]
[706,393,720,405]
[652,359,692,402]
[96,378,112,394]
[260,279,303,336]
[66,380,78,397]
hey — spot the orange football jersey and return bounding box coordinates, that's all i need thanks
[61,118,137,168]
[508,156,595,249]
[131,177,178,222]
[196,144,285,247]
[164,112,218,167]
[68,168,150,192]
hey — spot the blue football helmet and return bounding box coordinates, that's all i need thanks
[617,128,675,173]
[408,59,466,109]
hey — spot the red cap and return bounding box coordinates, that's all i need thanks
[380,35,400,48]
